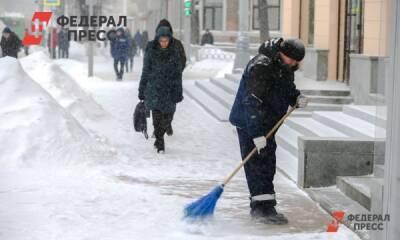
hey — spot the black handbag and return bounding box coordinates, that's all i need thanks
[133,101,150,139]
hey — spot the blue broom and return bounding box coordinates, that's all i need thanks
[183,106,297,221]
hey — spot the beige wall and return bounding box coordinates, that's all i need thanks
[313,0,339,80]
[363,0,389,56]
[282,0,300,38]
[338,0,346,81]
[299,0,310,46]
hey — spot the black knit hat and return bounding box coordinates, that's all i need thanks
[156,26,172,40]
[2,27,12,34]
[156,19,173,34]
[279,38,305,61]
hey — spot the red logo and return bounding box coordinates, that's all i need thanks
[22,12,53,45]
[326,211,345,232]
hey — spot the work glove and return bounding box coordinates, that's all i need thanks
[297,94,308,108]
[253,136,267,154]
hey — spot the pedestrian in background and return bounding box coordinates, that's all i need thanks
[141,30,149,55]
[1,27,22,58]
[201,28,214,45]
[110,27,130,81]
[134,30,142,56]
[47,27,58,59]
[125,29,137,73]
[58,27,70,58]
[23,28,30,56]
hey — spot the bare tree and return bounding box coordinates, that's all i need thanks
[258,0,270,43]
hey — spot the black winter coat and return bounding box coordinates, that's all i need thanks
[229,38,300,138]
[138,39,183,113]
[1,33,21,58]
[58,30,70,50]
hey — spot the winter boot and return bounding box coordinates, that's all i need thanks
[166,125,173,136]
[250,206,288,225]
[154,137,165,153]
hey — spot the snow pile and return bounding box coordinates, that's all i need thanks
[184,58,233,79]
[197,44,235,62]
[183,45,234,78]
[20,52,138,154]
[0,57,117,169]
[21,52,105,121]
[28,45,47,55]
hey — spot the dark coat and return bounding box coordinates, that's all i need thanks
[138,38,183,113]
[134,31,142,49]
[126,32,137,57]
[110,28,130,59]
[141,31,149,50]
[58,30,70,50]
[1,32,21,58]
[201,32,214,45]
[229,38,300,138]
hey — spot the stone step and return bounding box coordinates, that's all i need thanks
[285,117,349,137]
[210,77,238,95]
[312,111,386,138]
[336,175,384,211]
[276,146,298,183]
[183,84,229,122]
[195,80,235,109]
[305,187,370,240]
[305,95,353,104]
[343,105,387,128]
[300,89,351,96]
[300,103,344,112]
[275,124,302,157]
[374,164,384,178]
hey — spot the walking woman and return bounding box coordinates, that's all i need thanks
[138,26,183,153]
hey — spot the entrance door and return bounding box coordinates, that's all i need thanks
[344,0,364,83]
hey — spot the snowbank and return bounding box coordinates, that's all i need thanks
[20,52,105,121]
[0,57,117,169]
[20,52,138,155]
[184,58,233,79]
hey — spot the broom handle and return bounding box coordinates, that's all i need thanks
[222,105,297,186]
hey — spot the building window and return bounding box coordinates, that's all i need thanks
[203,0,223,30]
[252,0,281,31]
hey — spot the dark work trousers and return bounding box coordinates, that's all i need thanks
[49,48,56,59]
[114,57,126,80]
[237,128,277,209]
[59,48,69,58]
[152,110,174,140]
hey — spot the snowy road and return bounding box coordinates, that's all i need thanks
[0,51,360,240]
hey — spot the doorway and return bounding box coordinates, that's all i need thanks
[343,0,364,83]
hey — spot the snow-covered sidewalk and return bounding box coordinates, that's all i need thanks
[0,51,360,239]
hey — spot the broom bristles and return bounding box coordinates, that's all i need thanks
[183,185,224,220]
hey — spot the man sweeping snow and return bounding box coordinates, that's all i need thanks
[229,38,308,225]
